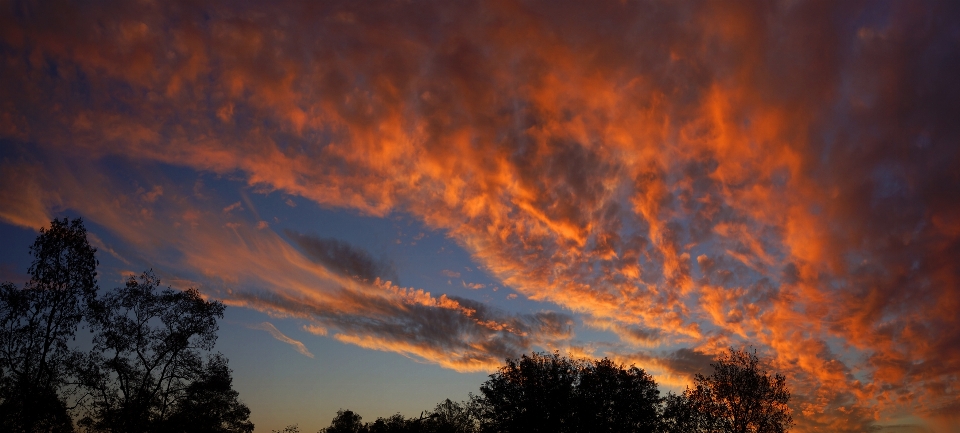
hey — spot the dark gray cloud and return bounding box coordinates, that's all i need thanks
[228,286,574,371]
[286,230,398,283]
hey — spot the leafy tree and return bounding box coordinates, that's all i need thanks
[476,352,579,432]
[161,354,254,433]
[304,349,793,433]
[367,413,412,433]
[423,399,477,433]
[684,348,793,433]
[0,217,98,433]
[321,409,365,433]
[573,358,660,432]
[661,392,710,433]
[76,271,252,432]
[475,352,660,433]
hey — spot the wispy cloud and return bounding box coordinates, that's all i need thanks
[285,231,398,283]
[250,321,314,358]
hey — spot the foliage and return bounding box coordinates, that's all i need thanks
[0,218,253,432]
[320,399,482,433]
[476,352,661,433]
[476,352,579,432]
[366,413,413,433]
[683,348,794,433]
[75,270,248,432]
[573,358,661,432]
[316,350,794,433]
[0,218,98,432]
[424,398,478,433]
[160,354,254,433]
[321,409,365,433]
[661,391,710,433]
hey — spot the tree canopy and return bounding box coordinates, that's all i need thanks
[682,348,794,433]
[76,271,235,432]
[317,350,794,433]
[0,218,252,433]
[476,352,661,433]
[0,218,97,432]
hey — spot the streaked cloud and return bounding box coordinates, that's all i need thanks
[250,321,314,358]
[286,231,398,283]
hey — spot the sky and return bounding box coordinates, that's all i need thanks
[1,0,959,431]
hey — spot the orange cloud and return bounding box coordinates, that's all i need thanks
[251,321,314,358]
[2,1,959,430]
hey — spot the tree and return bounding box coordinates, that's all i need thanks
[475,352,661,433]
[367,413,412,433]
[161,354,254,433]
[76,271,252,432]
[321,409,366,433]
[477,352,579,433]
[684,348,793,433]
[661,392,710,433]
[0,217,98,433]
[423,399,477,433]
[573,358,660,432]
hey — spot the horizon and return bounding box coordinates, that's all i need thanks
[1,1,959,432]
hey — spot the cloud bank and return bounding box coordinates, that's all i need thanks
[2,0,959,430]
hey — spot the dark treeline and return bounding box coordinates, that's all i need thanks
[2,219,793,433]
[298,348,793,433]
[0,218,253,433]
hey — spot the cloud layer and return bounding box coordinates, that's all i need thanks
[2,0,959,430]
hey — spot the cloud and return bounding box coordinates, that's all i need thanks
[228,283,574,372]
[461,281,484,290]
[250,321,314,358]
[285,231,398,283]
[223,202,242,213]
[1,0,959,430]
[440,269,460,278]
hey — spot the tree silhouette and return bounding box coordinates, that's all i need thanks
[366,413,411,433]
[161,354,254,433]
[573,358,660,432]
[321,409,366,433]
[661,391,710,433]
[0,218,98,433]
[75,271,252,432]
[684,348,793,433]
[308,349,794,433]
[475,352,660,433]
[1,218,254,431]
[424,398,477,433]
[476,352,579,432]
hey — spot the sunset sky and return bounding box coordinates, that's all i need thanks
[2,0,959,431]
